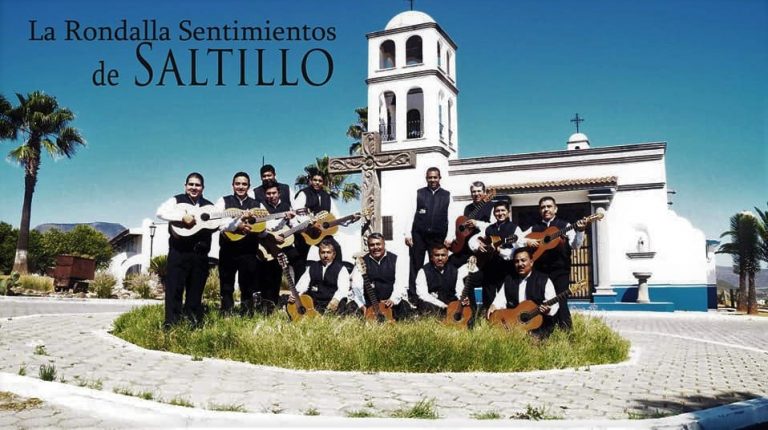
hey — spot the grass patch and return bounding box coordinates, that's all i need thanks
[112,305,629,373]
[389,398,439,419]
[471,410,503,419]
[168,396,194,408]
[626,408,678,419]
[92,272,117,298]
[208,402,247,412]
[18,274,54,294]
[0,392,43,412]
[303,407,320,416]
[33,344,48,356]
[346,409,377,417]
[17,364,27,376]
[510,404,561,420]
[38,364,57,381]
[74,376,103,390]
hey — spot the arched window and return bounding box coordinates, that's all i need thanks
[379,91,396,141]
[438,91,445,142]
[437,42,442,69]
[447,50,452,76]
[406,36,423,65]
[407,88,424,138]
[447,98,454,145]
[379,40,395,69]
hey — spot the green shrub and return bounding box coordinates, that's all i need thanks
[390,399,439,419]
[1,272,21,295]
[92,272,117,299]
[39,364,57,381]
[112,306,630,373]
[149,255,168,289]
[18,274,53,293]
[127,273,153,299]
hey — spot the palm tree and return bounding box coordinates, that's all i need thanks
[294,155,361,203]
[717,211,761,314]
[755,202,768,265]
[346,107,368,155]
[0,92,85,274]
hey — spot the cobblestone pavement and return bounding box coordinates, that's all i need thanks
[0,297,766,427]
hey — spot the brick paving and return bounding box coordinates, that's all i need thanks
[0,297,766,427]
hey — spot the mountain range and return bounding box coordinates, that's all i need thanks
[33,222,127,241]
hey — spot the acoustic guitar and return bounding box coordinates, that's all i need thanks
[222,208,309,242]
[257,211,330,262]
[525,213,604,262]
[488,281,588,331]
[301,208,371,246]
[356,256,394,323]
[449,189,496,254]
[475,233,519,267]
[444,256,480,328]
[169,203,239,237]
[276,252,319,321]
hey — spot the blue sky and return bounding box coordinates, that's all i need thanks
[1,0,766,266]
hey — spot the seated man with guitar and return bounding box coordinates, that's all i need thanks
[156,172,215,328]
[448,181,494,268]
[487,247,559,338]
[214,171,263,315]
[468,199,525,312]
[351,233,411,321]
[414,243,468,316]
[523,196,588,330]
[290,238,350,314]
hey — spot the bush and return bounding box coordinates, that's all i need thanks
[18,274,53,293]
[1,272,21,295]
[92,272,117,298]
[127,273,154,299]
[149,255,168,288]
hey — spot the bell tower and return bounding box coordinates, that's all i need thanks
[365,10,459,159]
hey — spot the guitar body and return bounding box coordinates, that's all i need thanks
[286,294,320,321]
[443,300,473,328]
[488,300,543,331]
[449,216,477,253]
[525,227,563,262]
[169,204,221,237]
[363,303,394,323]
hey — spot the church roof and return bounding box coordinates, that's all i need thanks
[493,176,618,194]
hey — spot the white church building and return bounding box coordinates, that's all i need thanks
[362,11,716,311]
[110,10,717,312]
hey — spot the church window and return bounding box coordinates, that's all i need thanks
[448,98,454,145]
[379,40,396,69]
[447,50,452,76]
[437,41,442,69]
[406,36,423,65]
[379,91,396,142]
[382,216,394,241]
[407,88,424,139]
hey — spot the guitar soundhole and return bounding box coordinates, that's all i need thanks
[376,313,386,323]
[458,225,466,232]
[452,311,462,322]
[520,313,531,323]
[322,222,330,229]
[298,306,306,315]
[200,213,210,221]
[543,237,551,244]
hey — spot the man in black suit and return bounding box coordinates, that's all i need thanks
[405,167,450,303]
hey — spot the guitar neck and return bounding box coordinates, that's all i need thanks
[543,287,575,307]
[278,254,300,298]
[459,272,478,300]
[324,213,358,229]
[280,219,313,237]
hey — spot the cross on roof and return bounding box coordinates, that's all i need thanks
[570,113,585,133]
[407,0,414,11]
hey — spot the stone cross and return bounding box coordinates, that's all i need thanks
[329,132,415,246]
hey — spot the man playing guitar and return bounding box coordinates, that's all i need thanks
[448,181,493,268]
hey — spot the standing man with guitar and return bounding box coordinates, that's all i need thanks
[156,172,215,328]
[524,196,586,330]
[405,167,451,304]
[468,200,525,312]
[250,164,293,208]
[352,233,411,320]
[448,181,494,268]
[214,172,261,315]
[256,179,298,313]
[293,169,340,278]
[290,238,349,314]
[488,247,559,338]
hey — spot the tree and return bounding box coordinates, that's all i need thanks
[0,222,17,274]
[346,107,368,155]
[717,212,761,314]
[0,92,85,274]
[754,201,768,265]
[36,226,113,271]
[294,155,361,203]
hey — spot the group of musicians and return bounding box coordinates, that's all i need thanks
[157,166,587,337]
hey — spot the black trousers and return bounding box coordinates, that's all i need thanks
[165,248,209,326]
[292,235,311,281]
[408,230,446,298]
[218,249,259,311]
[479,258,511,311]
[258,259,284,312]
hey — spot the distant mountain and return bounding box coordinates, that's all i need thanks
[717,266,768,290]
[34,222,127,241]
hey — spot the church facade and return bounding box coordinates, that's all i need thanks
[364,11,716,311]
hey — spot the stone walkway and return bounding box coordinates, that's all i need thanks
[0,296,766,428]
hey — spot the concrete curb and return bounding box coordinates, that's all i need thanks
[2,372,766,429]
